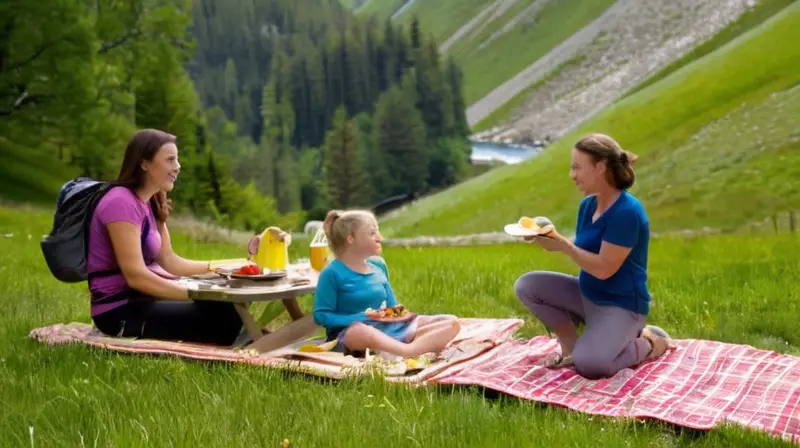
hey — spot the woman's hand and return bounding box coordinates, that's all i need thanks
[154,190,172,222]
[524,227,570,252]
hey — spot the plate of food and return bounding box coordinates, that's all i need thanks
[504,216,555,237]
[365,302,416,322]
[217,264,287,281]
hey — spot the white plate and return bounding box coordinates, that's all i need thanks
[504,223,553,237]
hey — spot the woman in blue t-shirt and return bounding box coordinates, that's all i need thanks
[514,133,673,379]
[312,209,461,358]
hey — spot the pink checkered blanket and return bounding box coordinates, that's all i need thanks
[28,319,800,442]
[430,336,800,444]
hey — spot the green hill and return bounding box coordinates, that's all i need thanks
[359,0,616,105]
[355,0,407,19]
[380,4,800,237]
[0,138,77,206]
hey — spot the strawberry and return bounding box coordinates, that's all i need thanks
[235,264,261,275]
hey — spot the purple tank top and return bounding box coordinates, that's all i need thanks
[87,187,163,316]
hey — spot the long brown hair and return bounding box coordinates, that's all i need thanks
[574,133,638,190]
[116,128,176,222]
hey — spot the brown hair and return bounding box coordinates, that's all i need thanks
[574,133,638,190]
[323,209,377,256]
[116,128,176,222]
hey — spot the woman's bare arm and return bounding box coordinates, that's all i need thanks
[107,221,191,300]
[155,221,210,277]
[562,240,632,280]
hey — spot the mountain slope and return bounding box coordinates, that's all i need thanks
[471,0,755,140]
[380,3,800,237]
[360,0,618,106]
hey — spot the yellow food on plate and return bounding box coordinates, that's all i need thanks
[518,216,539,229]
[366,304,409,319]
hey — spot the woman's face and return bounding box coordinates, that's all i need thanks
[142,143,181,192]
[569,148,606,195]
[347,218,383,258]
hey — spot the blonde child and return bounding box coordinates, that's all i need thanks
[312,209,460,358]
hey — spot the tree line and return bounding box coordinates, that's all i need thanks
[0,0,472,231]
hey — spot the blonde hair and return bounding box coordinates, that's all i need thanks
[574,133,638,190]
[323,209,377,256]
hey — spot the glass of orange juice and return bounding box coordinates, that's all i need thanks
[310,242,329,272]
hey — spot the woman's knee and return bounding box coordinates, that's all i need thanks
[513,271,550,300]
[572,345,616,379]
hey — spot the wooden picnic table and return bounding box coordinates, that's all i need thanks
[178,260,322,353]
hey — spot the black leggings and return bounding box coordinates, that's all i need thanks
[92,299,244,346]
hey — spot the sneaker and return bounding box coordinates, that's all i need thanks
[643,324,671,339]
[641,326,673,360]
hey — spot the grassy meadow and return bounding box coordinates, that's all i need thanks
[380,4,800,238]
[1,205,798,446]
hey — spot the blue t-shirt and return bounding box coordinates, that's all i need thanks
[574,191,651,315]
[312,256,408,341]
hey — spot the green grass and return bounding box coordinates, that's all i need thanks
[623,0,797,99]
[381,4,800,238]
[339,0,366,10]
[0,137,77,206]
[449,0,615,105]
[356,0,408,20]
[1,206,799,446]
[397,0,496,44]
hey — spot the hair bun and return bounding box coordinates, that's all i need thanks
[620,150,638,166]
[323,210,341,238]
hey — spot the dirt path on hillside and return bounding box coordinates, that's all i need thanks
[391,0,417,20]
[466,0,627,126]
[439,0,522,53]
[468,0,755,141]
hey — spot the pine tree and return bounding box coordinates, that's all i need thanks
[323,106,365,208]
[445,56,471,138]
[373,79,428,196]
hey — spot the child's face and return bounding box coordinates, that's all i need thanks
[348,217,383,257]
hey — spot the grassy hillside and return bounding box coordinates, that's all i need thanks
[396,0,495,44]
[356,0,407,19]
[446,0,615,105]
[2,206,798,446]
[474,0,796,132]
[624,0,796,99]
[358,0,615,106]
[0,138,77,206]
[380,4,800,237]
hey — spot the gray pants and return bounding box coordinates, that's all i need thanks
[514,271,651,379]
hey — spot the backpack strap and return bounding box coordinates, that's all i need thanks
[88,217,153,281]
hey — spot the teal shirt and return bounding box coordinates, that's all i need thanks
[313,256,402,340]
[574,191,651,315]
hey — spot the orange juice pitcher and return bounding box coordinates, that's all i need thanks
[253,226,290,271]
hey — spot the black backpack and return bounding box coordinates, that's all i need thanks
[41,177,114,283]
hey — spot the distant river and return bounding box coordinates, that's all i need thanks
[469,140,544,165]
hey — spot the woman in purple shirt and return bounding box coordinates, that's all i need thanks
[89,129,243,345]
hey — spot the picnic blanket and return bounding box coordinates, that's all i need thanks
[27,320,800,442]
[429,336,800,444]
[28,318,523,383]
